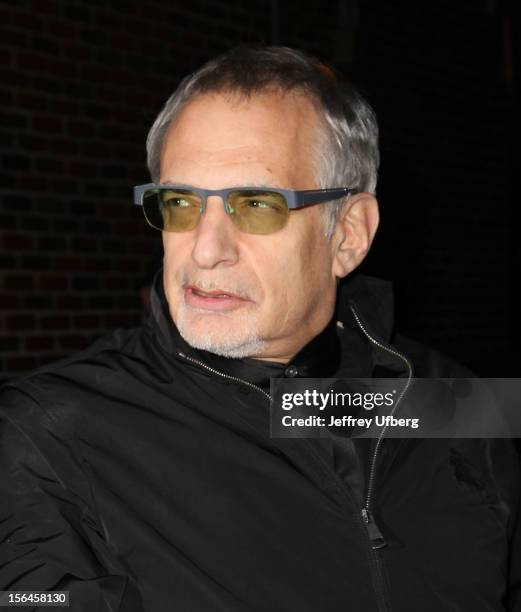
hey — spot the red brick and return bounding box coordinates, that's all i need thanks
[59,334,89,351]
[47,19,78,39]
[83,103,113,121]
[3,275,34,290]
[32,115,63,133]
[2,154,30,171]
[102,124,141,143]
[0,294,20,309]
[18,134,48,152]
[117,294,141,309]
[21,255,51,270]
[0,253,16,268]
[6,314,36,330]
[2,194,30,211]
[69,161,98,177]
[71,237,98,251]
[67,121,92,137]
[14,12,44,31]
[41,315,70,329]
[32,75,62,95]
[56,295,84,309]
[38,275,69,290]
[0,214,16,231]
[111,220,138,235]
[0,131,14,148]
[0,68,26,88]
[129,239,153,254]
[38,199,66,215]
[72,276,98,291]
[84,257,109,272]
[39,352,67,367]
[67,200,95,216]
[6,355,39,371]
[83,219,111,233]
[0,336,20,352]
[52,179,79,194]
[54,256,83,271]
[106,313,136,327]
[38,236,67,251]
[52,138,78,156]
[115,256,146,273]
[47,58,76,78]
[53,218,81,233]
[84,182,110,197]
[0,8,12,25]
[30,35,61,56]
[63,43,91,62]
[2,233,34,250]
[24,294,54,309]
[101,276,128,290]
[79,27,106,45]
[111,143,141,162]
[73,314,101,328]
[102,239,127,254]
[0,173,17,188]
[17,52,49,73]
[24,175,49,191]
[36,157,65,174]
[25,335,54,351]
[0,87,14,106]
[22,217,51,232]
[88,295,114,309]
[17,92,49,112]
[82,142,109,157]
[34,0,62,13]
[63,3,90,21]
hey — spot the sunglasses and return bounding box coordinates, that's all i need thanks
[133,183,354,235]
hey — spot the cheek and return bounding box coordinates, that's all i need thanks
[163,234,190,272]
[254,228,330,318]
[162,236,190,301]
[254,255,289,305]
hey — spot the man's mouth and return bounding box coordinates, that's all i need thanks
[184,285,251,311]
[190,287,238,299]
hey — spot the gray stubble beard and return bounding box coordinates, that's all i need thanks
[175,302,267,359]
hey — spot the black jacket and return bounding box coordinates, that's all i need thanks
[1,272,520,611]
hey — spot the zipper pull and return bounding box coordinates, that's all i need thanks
[361,508,387,549]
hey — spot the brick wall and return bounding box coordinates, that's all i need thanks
[352,0,519,375]
[1,0,518,380]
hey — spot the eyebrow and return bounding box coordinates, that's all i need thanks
[158,180,286,190]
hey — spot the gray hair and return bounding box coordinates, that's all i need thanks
[146,46,379,238]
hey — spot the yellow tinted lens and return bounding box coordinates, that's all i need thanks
[158,189,201,232]
[228,191,288,234]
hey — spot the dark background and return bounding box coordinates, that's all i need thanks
[0,0,519,382]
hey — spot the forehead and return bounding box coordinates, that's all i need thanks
[159,89,321,189]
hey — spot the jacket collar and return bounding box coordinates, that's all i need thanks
[147,269,406,390]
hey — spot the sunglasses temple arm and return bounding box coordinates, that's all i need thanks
[296,189,352,208]
[133,187,143,206]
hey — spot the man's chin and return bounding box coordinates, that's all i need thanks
[179,328,266,359]
[174,306,266,359]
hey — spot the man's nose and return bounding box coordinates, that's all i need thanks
[191,196,240,269]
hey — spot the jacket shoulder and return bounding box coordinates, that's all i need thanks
[0,325,150,425]
[393,332,475,378]
[3,326,143,385]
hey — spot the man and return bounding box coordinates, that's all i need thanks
[1,46,520,611]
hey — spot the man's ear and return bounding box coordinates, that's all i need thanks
[330,193,379,279]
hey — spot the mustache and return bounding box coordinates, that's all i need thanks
[179,274,257,301]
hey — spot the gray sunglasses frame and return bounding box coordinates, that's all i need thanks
[133,183,354,212]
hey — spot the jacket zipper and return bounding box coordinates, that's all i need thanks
[348,303,414,551]
[177,351,272,401]
[177,311,412,612]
